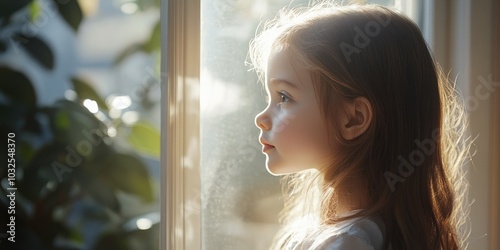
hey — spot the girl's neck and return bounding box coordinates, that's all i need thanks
[335,176,369,215]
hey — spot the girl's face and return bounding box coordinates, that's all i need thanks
[255,48,332,175]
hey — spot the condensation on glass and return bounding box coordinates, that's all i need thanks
[200,0,396,249]
[200,1,308,249]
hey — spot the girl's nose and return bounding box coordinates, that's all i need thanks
[255,110,271,130]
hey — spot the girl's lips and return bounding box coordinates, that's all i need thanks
[259,137,275,152]
[263,144,275,152]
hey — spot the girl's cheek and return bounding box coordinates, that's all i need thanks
[272,110,297,133]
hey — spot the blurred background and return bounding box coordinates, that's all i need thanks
[0,0,161,249]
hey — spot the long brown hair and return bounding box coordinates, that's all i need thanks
[249,3,470,250]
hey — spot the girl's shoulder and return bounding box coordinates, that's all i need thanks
[315,216,385,250]
[290,215,386,250]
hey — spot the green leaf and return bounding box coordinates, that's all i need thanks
[71,77,108,111]
[126,122,160,157]
[67,226,84,245]
[43,100,108,150]
[114,21,161,64]
[53,0,83,31]
[113,43,144,64]
[21,143,70,200]
[0,66,37,107]
[0,40,6,53]
[28,0,41,21]
[23,108,42,134]
[0,105,27,132]
[94,231,132,250]
[17,139,37,165]
[82,177,121,212]
[13,33,55,70]
[0,0,32,18]
[114,21,160,64]
[55,109,70,130]
[100,152,153,202]
[143,21,161,53]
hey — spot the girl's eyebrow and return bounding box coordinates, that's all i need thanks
[269,78,300,89]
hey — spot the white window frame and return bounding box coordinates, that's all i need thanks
[160,0,201,250]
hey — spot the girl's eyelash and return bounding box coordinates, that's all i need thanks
[277,91,292,103]
[264,91,293,104]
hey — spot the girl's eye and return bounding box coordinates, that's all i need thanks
[280,94,290,103]
[278,91,292,104]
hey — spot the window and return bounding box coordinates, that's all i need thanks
[164,0,497,249]
[163,1,421,249]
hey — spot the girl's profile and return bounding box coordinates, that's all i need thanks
[250,2,470,249]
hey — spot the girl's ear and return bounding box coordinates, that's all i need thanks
[341,97,373,140]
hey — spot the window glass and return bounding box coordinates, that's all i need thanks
[200,1,307,249]
[200,0,399,249]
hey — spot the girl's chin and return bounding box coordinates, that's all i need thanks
[266,168,287,176]
[266,164,289,176]
[266,164,308,176]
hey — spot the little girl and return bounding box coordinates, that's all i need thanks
[250,3,470,250]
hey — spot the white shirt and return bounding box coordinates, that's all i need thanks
[287,215,385,250]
